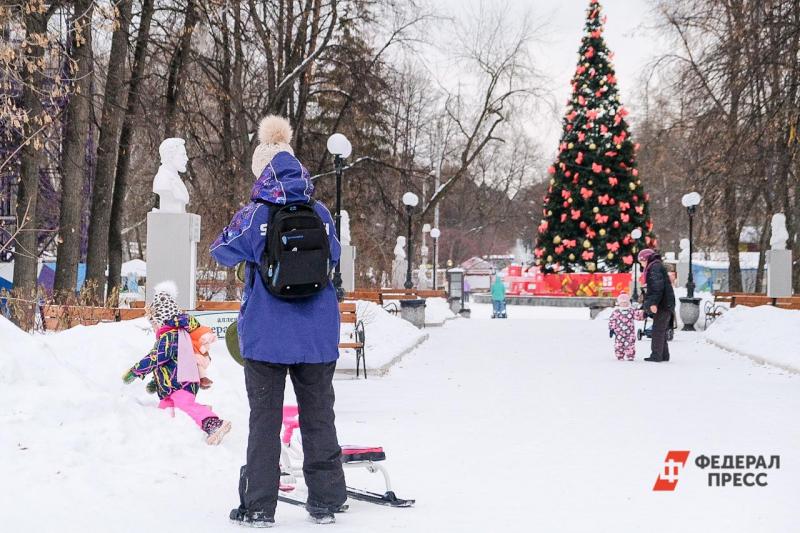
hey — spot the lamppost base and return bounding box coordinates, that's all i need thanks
[333,271,344,302]
[400,298,426,329]
[679,297,701,331]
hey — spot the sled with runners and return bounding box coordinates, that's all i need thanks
[278,405,415,508]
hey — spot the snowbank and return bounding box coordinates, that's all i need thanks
[706,305,800,372]
[424,297,456,326]
[337,300,428,374]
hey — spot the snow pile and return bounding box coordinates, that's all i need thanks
[705,305,800,373]
[424,297,456,326]
[338,300,428,374]
[0,316,253,532]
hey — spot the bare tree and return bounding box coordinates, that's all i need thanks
[85,0,133,301]
[54,0,95,298]
[422,5,540,218]
[107,0,155,297]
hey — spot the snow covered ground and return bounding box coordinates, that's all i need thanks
[2,303,798,532]
[706,304,800,373]
[337,301,428,374]
[423,297,456,326]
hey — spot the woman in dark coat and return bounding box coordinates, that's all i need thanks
[638,249,675,362]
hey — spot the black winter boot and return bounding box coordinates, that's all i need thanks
[229,507,275,528]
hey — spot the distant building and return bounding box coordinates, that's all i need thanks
[461,256,495,292]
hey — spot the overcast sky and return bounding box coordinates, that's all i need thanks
[429,0,672,159]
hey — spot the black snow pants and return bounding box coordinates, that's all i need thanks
[237,359,347,517]
[650,308,672,362]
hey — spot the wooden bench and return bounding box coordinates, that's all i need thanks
[42,305,119,331]
[197,300,367,377]
[705,292,800,327]
[379,288,425,301]
[730,294,772,307]
[775,296,800,310]
[726,293,800,308]
[119,308,147,320]
[345,288,447,315]
[345,290,382,304]
[705,292,735,328]
[195,300,241,311]
[338,302,367,378]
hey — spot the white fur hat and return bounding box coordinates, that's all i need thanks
[251,115,294,177]
[148,281,181,325]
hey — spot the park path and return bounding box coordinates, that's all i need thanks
[2,305,797,532]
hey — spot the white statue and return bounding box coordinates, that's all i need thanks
[391,236,408,288]
[417,263,431,289]
[770,213,789,250]
[340,210,351,246]
[393,236,407,261]
[153,138,190,213]
[679,238,690,260]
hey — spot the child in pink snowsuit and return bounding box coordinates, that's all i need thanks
[608,293,641,361]
[123,282,231,445]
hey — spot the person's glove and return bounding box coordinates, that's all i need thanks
[609,329,615,338]
[122,369,137,384]
[145,379,158,395]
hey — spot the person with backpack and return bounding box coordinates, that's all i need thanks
[210,115,346,527]
[638,248,676,363]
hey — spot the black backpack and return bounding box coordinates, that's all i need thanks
[257,200,331,299]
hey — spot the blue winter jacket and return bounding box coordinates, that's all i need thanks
[210,151,341,364]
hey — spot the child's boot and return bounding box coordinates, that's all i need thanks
[202,416,231,445]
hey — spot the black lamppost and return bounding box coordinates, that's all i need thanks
[430,227,440,290]
[631,227,642,302]
[681,192,701,299]
[326,133,352,301]
[402,192,419,289]
[680,191,702,331]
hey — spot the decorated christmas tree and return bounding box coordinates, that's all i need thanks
[534,0,655,273]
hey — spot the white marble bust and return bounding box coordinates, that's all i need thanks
[153,138,190,213]
[770,213,789,250]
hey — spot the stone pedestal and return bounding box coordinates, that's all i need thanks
[767,249,792,298]
[146,212,201,309]
[679,297,701,331]
[677,260,689,288]
[400,298,426,329]
[340,245,356,293]
[448,297,462,315]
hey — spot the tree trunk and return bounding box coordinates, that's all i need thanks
[84,0,133,303]
[54,0,95,301]
[723,182,743,292]
[164,0,199,137]
[12,11,48,294]
[754,213,771,293]
[108,0,155,299]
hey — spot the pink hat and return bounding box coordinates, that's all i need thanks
[637,248,656,263]
[616,292,631,307]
